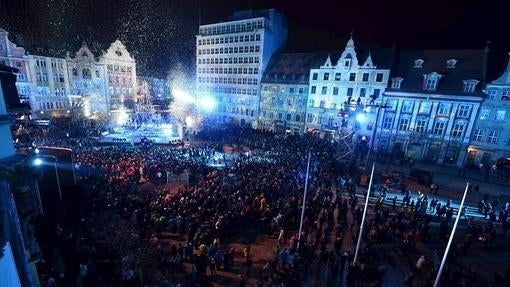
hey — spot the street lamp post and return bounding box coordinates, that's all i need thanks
[298,151,312,250]
[433,181,471,287]
[365,103,391,169]
[353,162,375,264]
[33,155,62,202]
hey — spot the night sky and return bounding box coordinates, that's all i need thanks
[0,0,509,79]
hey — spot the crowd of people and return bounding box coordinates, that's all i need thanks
[13,123,510,287]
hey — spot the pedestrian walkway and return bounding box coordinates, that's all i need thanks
[376,161,509,200]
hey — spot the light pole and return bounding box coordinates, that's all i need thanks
[433,181,470,287]
[33,155,62,202]
[298,151,312,250]
[353,162,375,264]
[364,102,391,169]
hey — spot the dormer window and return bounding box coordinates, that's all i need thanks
[414,59,424,68]
[463,79,479,93]
[447,59,457,69]
[423,72,442,91]
[391,77,403,89]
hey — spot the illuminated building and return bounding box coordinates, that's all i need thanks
[468,53,510,164]
[66,42,108,116]
[259,52,325,134]
[304,35,393,141]
[0,28,72,118]
[195,9,287,127]
[381,49,487,166]
[100,40,137,111]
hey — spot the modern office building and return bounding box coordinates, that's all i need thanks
[195,9,287,127]
[259,52,326,134]
[468,53,510,165]
[381,49,487,166]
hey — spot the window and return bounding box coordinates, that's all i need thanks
[349,73,356,81]
[376,73,383,82]
[457,104,471,118]
[473,129,483,142]
[321,86,327,95]
[463,80,478,92]
[382,115,393,129]
[333,87,339,95]
[451,122,465,138]
[398,118,410,131]
[319,100,325,108]
[335,73,341,81]
[312,73,318,80]
[307,113,314,123]
[308,99,314,107]
[362,73,369,82]
[82,68,91,79]
[418,101,431,114]
[488,130,500,144]
[495,110,506,121]
[373,89,380,98]
[289,87,295,94]
[415,118,427,133]
[486,89,497,99]
[323,73,329,81]
[298,87,304,94]
[401,100,413,113]
[502,89,510,100]
[446,59,457,69]
[479,108,490,120]
[433,120,446,135]
[360,88,366,97]
[424,78,438,90]
[311,86,316,94]
[391,77,403,89]
[347,88,353,96]
[414,59,424,68]
[437,103,450,115]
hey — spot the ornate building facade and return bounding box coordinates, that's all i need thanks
[381,50,487,166]
[304,36,393,145]
[468,53,510,165]
[66,42,108,116]
[100,40,137,111]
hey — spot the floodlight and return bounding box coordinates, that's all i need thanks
[356,113,366,123]
[33,158,43,166]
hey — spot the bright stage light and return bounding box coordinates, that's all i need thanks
[172,88,194,104]
[356,113,366,123]
[115,108,129,126]
[198,96,217,111]
[185,116,194,127]
[33,158,43,166]
[161,124,173,136]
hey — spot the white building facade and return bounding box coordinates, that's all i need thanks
[66,42,108,116]
[304,36,392,145]
[100,40,137,111]
[0,28,73,118]
[468,53,510,165]
[381,50,486,166]
[195,9,287,127]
